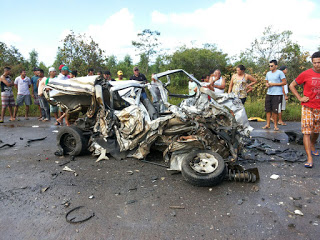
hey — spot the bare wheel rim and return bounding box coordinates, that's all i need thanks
[190,153,219,174]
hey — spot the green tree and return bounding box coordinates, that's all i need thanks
[29,49,38,69]
[238,26,310,75]
[167,44,228,85]
[0,42,26,77]
[106,55,117,76]
[116,55,132,78]
[132,29,161,74]
[52,48,63,71]
[60,31,106,76]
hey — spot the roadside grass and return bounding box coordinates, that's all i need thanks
[245,98,301,121]
[0,88,40,118]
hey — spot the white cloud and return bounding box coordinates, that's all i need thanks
[151,0,320,59]
[0,32,22,44]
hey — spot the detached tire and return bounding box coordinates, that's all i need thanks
[181,150,226,187]
[57,126,88,156]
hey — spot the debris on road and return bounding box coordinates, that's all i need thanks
[0,142,16,149]
[41,187,49,193]
[65,206,95,224]
[126,200,137,205]
[294,210,304,216]
[63,166,75,172]
[25,136,47,147]
[270,174,280,180]
[169,206,185,209]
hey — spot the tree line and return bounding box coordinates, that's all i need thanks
[0,26,317,100]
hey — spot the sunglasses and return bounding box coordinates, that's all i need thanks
[269,65,274,67]
[134,69,139,71]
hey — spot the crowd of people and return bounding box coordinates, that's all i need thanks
[1,51,320,168]
[0,65,148,126]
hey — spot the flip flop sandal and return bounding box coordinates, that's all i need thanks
[262,126,270,129]
[311,150,319,156]
[304,163,313,168]
[0,120,3,123]
[278,122,287,126]
[54,121,61,126]
[274,127,279,131]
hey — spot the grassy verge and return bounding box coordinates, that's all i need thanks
[0,88,40,118]
[245,98,301,121]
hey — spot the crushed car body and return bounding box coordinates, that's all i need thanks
[45,69,258,186]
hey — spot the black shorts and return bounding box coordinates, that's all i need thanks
[265,95,282,113]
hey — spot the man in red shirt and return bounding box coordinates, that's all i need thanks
[290,51,320,168]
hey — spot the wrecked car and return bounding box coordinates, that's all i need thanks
[45,69,258,187]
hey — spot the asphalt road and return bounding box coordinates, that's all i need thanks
[0,118,319,240]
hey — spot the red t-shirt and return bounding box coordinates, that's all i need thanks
[295,69,320,109]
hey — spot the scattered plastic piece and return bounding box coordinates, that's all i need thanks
[270,174,280,180]
[294,210,304,216]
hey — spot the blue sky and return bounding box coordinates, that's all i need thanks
[1,0,319,66]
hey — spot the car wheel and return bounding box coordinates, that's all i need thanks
[181,150,226,187]
[57,126,88,156]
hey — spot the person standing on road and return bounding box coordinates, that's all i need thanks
[31,67,42,120]
[46,68,60,125]
[278,66,289,125]
[262,60,286,131]
[13,70,32,121]
[0,67,15,123]
[228,65,257,104]
[37,69,50,121]
[289,51,320,168]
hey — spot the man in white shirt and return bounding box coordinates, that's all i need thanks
[13,70,32,120]
[57,66,70,80]
[210,69,226,93]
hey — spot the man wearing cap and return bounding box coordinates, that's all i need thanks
[115,70,127,81]
[57,66,71,80]
[130,67,147,82]
[59,64,65,72]
[278,66,289,126]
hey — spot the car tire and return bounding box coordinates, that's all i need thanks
[181,150,226,187]
[57,126,88,156]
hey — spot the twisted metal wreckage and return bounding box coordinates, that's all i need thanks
[45,69,259,187]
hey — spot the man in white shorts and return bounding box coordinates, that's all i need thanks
[278,66,289,125]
